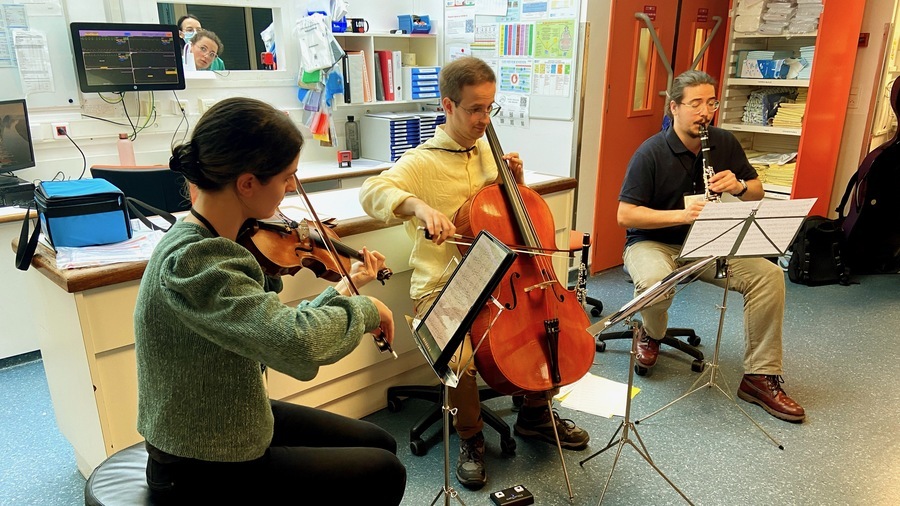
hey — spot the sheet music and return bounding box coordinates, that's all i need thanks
[420,235,512,351]
[681,198,817,259]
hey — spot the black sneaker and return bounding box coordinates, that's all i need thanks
[456,432,486,490]
[514,407,590,450]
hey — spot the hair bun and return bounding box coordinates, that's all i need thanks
[170,143,201,178]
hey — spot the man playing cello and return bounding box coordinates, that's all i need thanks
[360,56,590,491]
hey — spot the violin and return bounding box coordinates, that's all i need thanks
[238,178,396,358]
[238,212,392,283]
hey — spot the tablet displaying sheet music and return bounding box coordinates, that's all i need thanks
[413,230,516,384]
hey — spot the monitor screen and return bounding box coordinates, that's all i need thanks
[70,22,186,93]
[0,98,36,180]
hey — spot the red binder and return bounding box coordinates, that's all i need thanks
[375,50,395,101]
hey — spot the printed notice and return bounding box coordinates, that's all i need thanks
[532,59,571,96]
[13,30,54,94]
[499,23,533,56]
[499,58,532,94]
[495,92,530,129]
[533,20,576,59]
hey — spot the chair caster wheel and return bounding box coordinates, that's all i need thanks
[387,397,403,412]
[635,364,649,376]
[512,395,524,408]
[596,340,607,352]
[688,335,701,346]
[500,436,517,455]
[410,438,427,456]
[590,306,602,317]
[691,360,705,373]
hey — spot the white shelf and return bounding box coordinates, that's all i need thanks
[720,122,802,136]
[734,32,817,39]
[334,32,436,39]
[728,78,810,87]
[334,98,439,109]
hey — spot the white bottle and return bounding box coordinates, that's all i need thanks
[345,115,360,159]
[117,133,136,166]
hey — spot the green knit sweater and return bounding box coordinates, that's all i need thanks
[134,220,379,462]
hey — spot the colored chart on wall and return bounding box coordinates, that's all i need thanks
[443,0,582,121]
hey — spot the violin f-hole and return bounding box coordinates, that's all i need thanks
[503,272,521,310]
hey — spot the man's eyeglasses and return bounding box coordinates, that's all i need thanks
[453,101,501,119]
[680,99,720,114]
[195,44,217,60]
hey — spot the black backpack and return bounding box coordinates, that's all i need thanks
[787,216,850,286]
[836,136,900,275]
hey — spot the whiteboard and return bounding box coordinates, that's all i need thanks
[443,0,582,121]
[0,3,81,109]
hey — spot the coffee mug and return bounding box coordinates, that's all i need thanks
[348,18,369,33]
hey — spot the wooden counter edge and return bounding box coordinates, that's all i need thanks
[11,177,577,293]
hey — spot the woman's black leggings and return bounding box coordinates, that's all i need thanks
[146,399,407,505]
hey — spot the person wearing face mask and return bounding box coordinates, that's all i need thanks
[617,69,805,424]
[176,16,225,71]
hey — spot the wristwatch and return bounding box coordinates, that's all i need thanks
[733,179,748,198]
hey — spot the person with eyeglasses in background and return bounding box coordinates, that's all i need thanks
[359,56,591,491]
[617,69,806,423]
[176,14,225,72]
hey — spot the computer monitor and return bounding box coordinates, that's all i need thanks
[89,165,190,215]
[0,98,36,187]
[70,22,186,93]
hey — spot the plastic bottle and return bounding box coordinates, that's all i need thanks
[117,133,136,166]
[345,116,360,159]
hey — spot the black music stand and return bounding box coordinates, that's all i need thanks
[408,231,516,506]
[580,256,717,505]
[635,198,817,449]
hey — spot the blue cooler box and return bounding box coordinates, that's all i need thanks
[36,179,132,249]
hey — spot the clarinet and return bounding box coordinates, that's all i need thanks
[699,124,721,203]
[698,123,728,278]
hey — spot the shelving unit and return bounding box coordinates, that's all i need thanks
[718,3,865,215]
[719,29,817,199]
[333,32,439,108]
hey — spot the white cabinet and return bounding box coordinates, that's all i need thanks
[719,30,816,198]
[333,33,439,108]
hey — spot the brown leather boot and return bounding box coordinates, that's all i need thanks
[737,374,806,422]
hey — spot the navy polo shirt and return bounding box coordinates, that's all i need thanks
[619,126,757,248]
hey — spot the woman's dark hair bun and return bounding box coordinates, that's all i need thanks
[169,143,202,182]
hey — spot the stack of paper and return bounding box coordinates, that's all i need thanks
[798,46,815,79]
[552,373,640,419]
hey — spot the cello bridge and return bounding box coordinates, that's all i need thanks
[524,280,555,293]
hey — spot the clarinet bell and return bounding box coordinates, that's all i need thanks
[715,258,728,279]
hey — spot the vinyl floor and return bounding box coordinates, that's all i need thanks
[2,268,898,506]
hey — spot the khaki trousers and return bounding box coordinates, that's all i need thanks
[623,241,785,375]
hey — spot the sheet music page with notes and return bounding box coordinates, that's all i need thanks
[419,234,512,351]
[681,198,816,258]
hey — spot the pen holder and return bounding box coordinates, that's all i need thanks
[398,15,431,34]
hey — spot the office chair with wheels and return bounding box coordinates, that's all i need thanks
[594,265,705,376]
[386,384,517,456]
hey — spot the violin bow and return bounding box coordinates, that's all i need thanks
[292,175,397,358]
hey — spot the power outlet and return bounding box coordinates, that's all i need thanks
[139,99,154,117]
[52,122,70,139]
[172,99,189,115]
[198,98,217,114]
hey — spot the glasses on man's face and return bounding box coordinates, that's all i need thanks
[453,101,501,119]
[680,99,720,114]
[195,44,217,60]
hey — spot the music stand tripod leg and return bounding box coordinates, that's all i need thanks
[634,263,784,449]
[578,320,694,505]
[430,382,466,506]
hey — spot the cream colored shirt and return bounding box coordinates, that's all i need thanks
[359,125,498,302]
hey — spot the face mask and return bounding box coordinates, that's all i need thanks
[183,31,196,42]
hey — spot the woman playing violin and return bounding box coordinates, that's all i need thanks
[134,97,405,504]
[359,56,588,492]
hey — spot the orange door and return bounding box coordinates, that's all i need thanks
[672,0,729,83]
[591,0,678,272]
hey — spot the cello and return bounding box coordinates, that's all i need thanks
[455,123,595,396]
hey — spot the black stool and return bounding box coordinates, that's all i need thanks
[84,442,153,506]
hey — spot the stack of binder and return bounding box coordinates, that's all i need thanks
[402,66,441,101]
[416,111,445,144]
[360,113,421,162]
